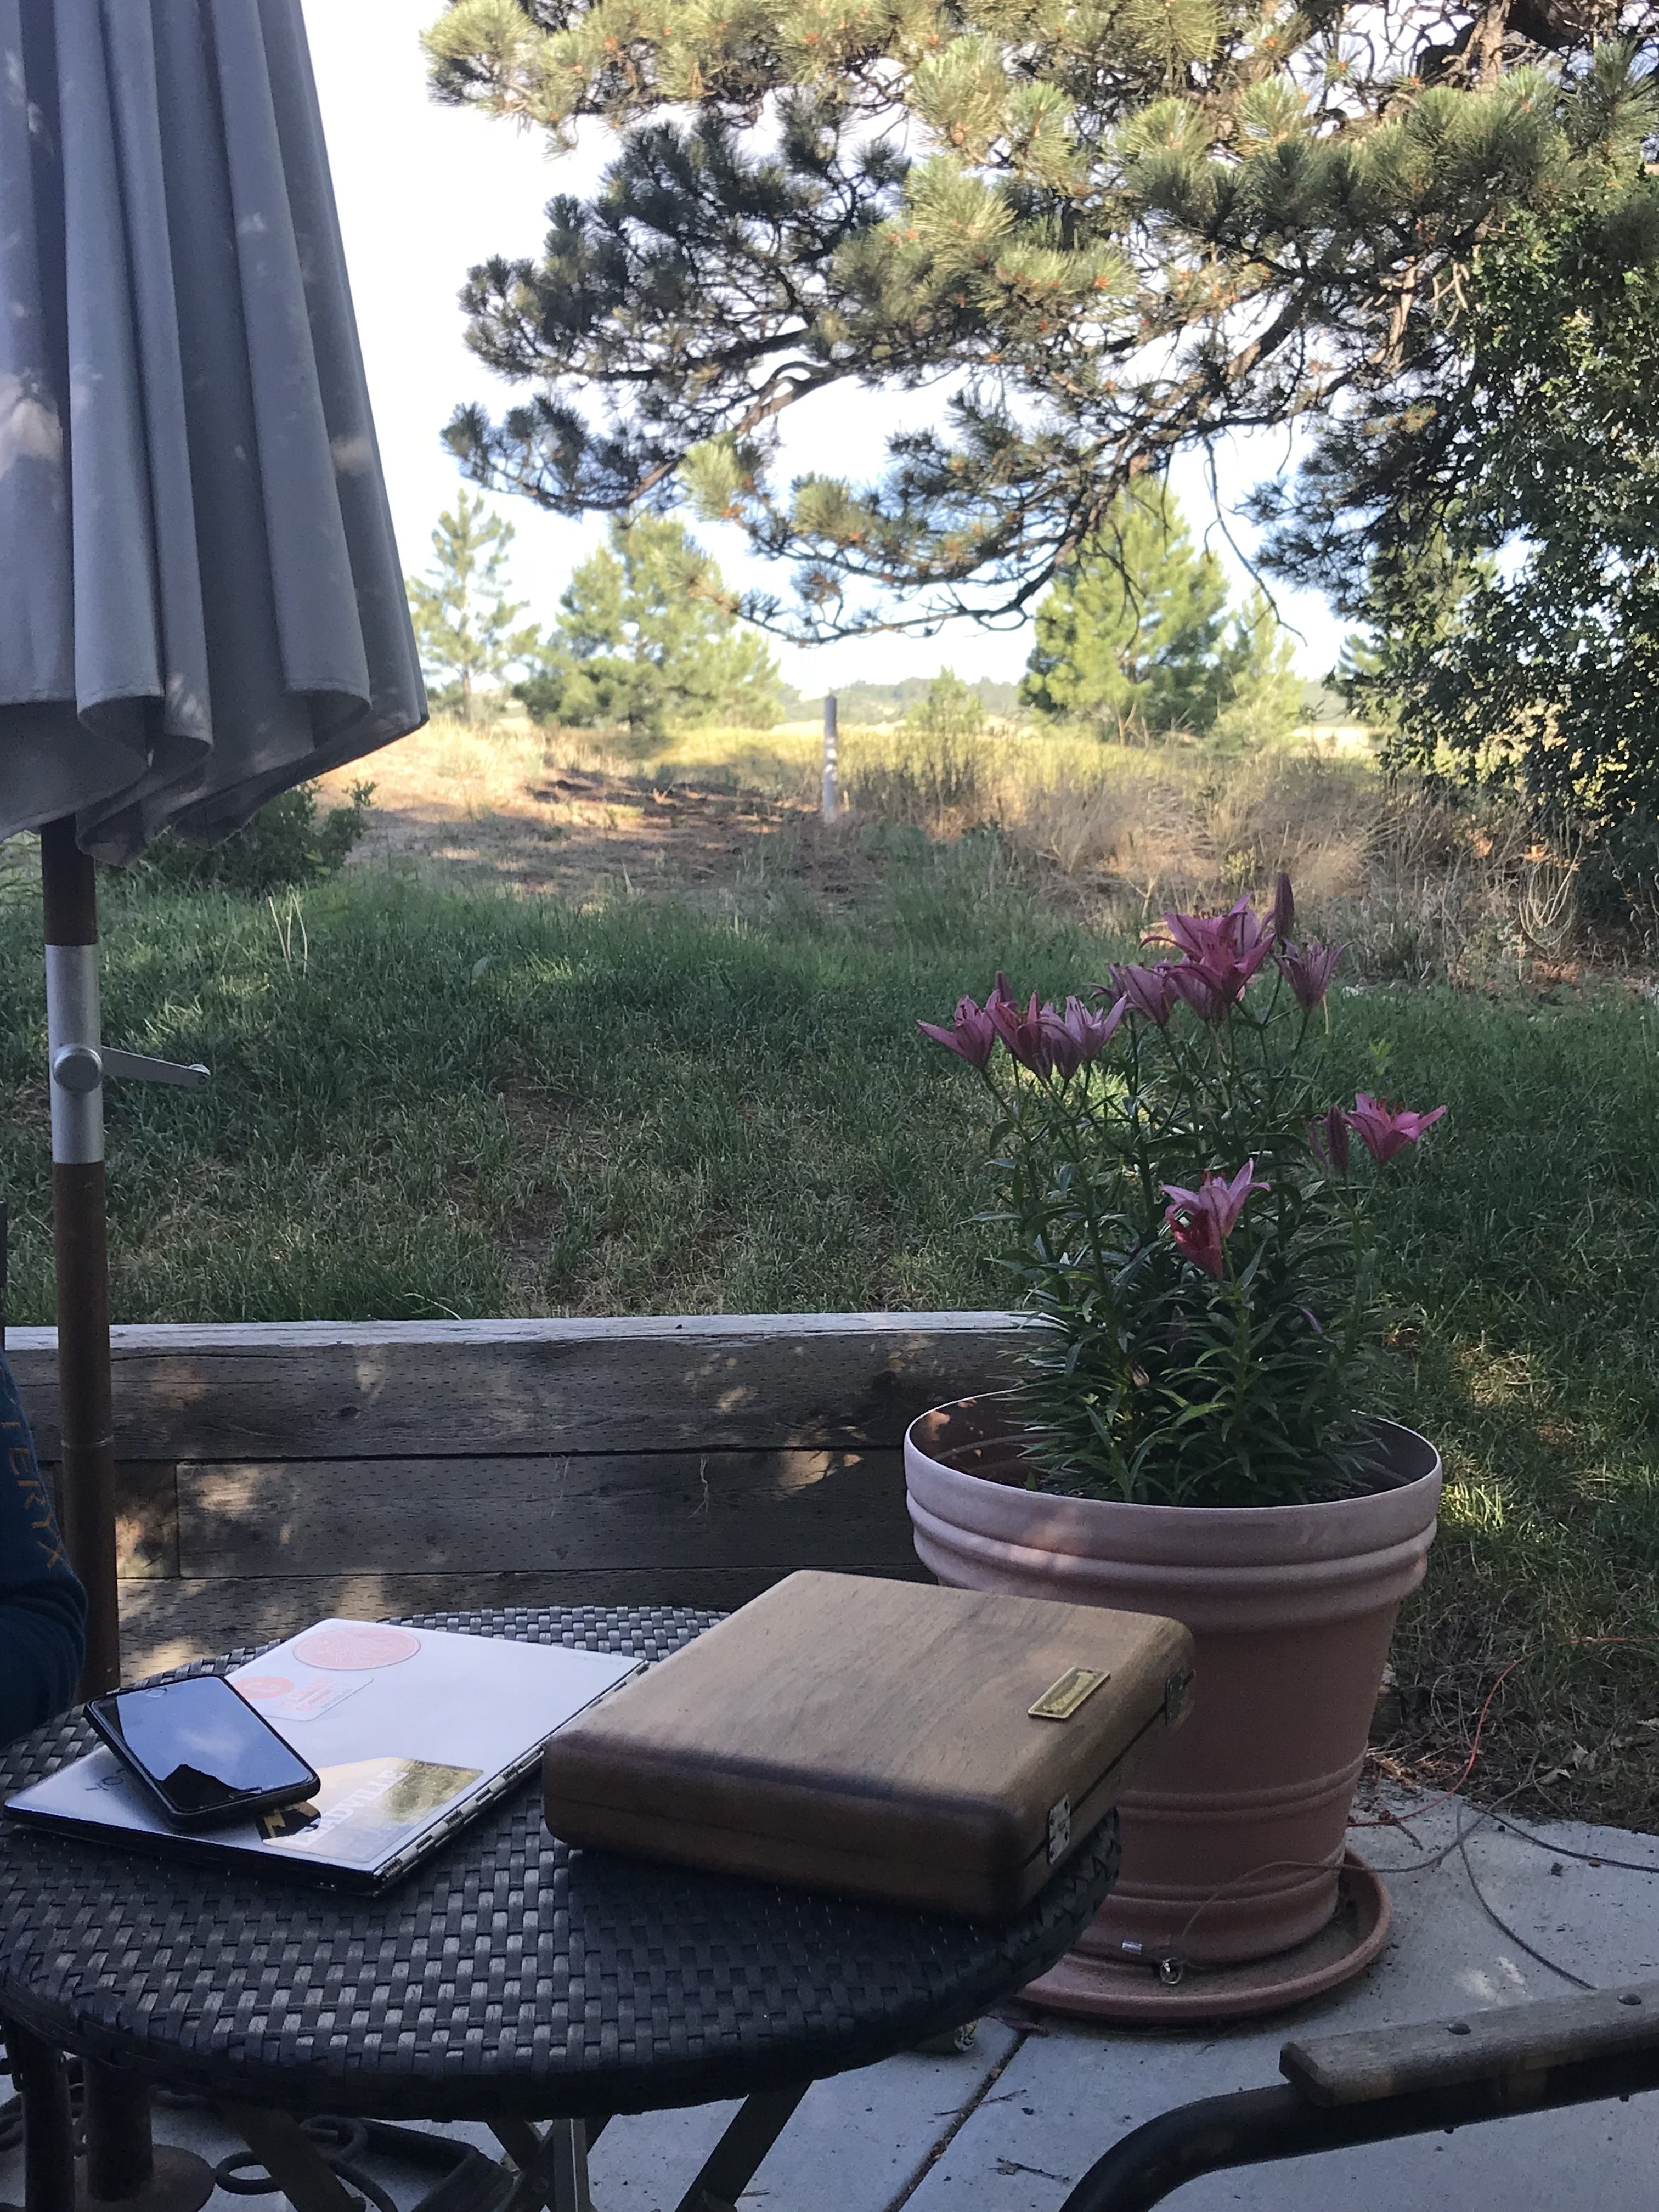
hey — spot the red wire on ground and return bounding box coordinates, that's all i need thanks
[1351,1634,1659,1830]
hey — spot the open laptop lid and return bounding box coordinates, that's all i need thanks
[7,1620,640,1891]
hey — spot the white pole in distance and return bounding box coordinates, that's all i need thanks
[822,691,839,823]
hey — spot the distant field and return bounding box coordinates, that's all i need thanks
[1,723,1653,1824]
[319,712,1564,990]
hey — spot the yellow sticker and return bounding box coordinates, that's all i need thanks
[259,1757,482,1864]
[1029,1666,1111,1721]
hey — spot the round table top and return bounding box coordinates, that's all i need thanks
[0,1606,1120,2120]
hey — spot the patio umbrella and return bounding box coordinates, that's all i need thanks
[0,0,427,1699]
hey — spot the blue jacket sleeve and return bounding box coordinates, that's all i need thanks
[0,1351,87,1746]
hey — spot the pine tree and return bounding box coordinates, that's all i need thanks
[406,489,539,722]
[423,0,1644,641]
[1022,488,1233,740]
[902,670,986,744]
[1214,592,1304,752]
[520,515,783,736]
[1260,64,1659,842]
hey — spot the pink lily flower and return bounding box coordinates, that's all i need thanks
[1274,938,1345,1011]
[1166,962,1231,1024]
[917,994,998,1068]
[1042,1001,1085,1081]
[988,991,1058,1077]
[1161,1160,1271,1280]
[1172,939,1276,1022]
[1347,1093,1448,1164]
[1109,962,1179,1024]
[1152,895,1276,1022]
[1156,894,1268,964]
[1310,1102,1351,1173]
[1043,993,1126,1076]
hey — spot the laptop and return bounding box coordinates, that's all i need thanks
[7,1618,641,1892]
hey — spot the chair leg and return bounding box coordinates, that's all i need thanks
[221,2106,361,2212]
[4,2024,75,2212]
[81,2065,151,2204]
[495,2123,596,2212]
[672,2085,809,2212]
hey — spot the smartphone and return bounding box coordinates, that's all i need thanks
[87,1675,321,1830]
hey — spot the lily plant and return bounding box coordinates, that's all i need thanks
[919,877,1446,1509]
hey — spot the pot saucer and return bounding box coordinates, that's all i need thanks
[1022,1848,1390,2024]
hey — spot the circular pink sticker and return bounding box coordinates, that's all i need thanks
[235,1675,293,1701]
[292,1625,422,1672]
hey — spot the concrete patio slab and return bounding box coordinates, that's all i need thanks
[910,1793,1659,2212]
[3,1796,1655,2212]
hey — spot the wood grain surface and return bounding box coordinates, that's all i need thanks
[12,1314,1029,1685]
[1280,1980,1659,2106]
[543,1571,1193,1918]
[8,1313,1026,1458]
[175,1449,910,1575]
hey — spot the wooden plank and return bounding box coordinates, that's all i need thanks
[115,1463,178,1580]
[8,1313,1026,1462]
[1280,1981,1659,2108]
[176,1449,913,1577]
[118,1565,931,1684]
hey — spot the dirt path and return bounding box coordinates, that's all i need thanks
[318,726,827,906]
[317,723,900,911]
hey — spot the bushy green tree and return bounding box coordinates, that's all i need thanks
[422,0,1644,640]
[1213,592,1304,751]
[407,489,540,722]
[1022,487,1233,738]
[1259,52,1659,838]
[902,669,987,743]
[520,515,784,733]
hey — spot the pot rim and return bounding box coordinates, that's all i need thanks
[905,1400,1441,1526]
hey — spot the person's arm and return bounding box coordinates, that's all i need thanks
[0,1352,87,1745]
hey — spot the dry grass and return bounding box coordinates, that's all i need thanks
[322,715,1591,985]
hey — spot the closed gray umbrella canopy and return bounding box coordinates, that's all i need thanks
[0,0,426,862]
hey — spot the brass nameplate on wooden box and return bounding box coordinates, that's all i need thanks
[1029,1666,1111,1721]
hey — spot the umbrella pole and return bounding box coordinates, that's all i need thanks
[41,826,216,2212]
[40,819,120,1694]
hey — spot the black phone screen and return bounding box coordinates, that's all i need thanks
[89,1677,318,1822]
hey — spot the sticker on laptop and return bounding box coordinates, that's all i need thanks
[291,1624,422,1672]
[258,1757,481,1866]
[229,1666,367,1725]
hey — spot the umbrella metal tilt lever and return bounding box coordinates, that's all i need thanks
[47,954,210,1149]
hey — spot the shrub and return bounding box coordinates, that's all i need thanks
[137,782,374,898]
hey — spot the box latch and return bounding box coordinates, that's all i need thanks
[1047,1795,1072,1865]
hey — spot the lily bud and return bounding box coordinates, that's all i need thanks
[1272,872,1295,942]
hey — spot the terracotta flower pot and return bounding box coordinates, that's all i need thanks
[904,1400,1440,1998]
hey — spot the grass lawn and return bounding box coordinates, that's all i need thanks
[2,826,1657,1826]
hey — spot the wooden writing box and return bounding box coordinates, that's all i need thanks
[542,1570,1194,1920]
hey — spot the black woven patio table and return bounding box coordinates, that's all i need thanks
[0,1605,1121,2212]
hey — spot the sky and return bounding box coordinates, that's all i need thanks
[301,0,1347,695]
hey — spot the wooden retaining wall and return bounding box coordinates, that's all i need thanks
[7,1314,1025,1680]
